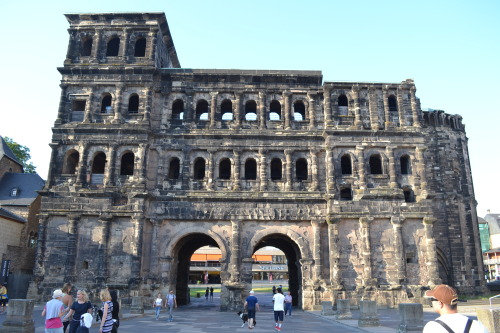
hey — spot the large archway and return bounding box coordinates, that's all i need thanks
[253,233,302,307]
[171,233,220,305]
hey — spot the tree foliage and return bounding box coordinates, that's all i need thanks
[4,137,37,174]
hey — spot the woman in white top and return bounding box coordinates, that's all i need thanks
[153,293,163,320]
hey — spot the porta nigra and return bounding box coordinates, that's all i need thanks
[28,12,485,311]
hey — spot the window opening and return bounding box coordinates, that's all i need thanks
[196,100,209,120]
[293,101,306,121]
[338,94,348,116]
[296,158,308,181]
[72,100,86,111]
[369,154,383,174]
[63,150,79,174]
[270,158,282,180]
[128,94,139,113]
[400,155,411,175]
[245,159,257,180]
[106,37,120,56]
[193,158,206,180]
[101,94,112,113]
[11,187,18,196]
[388,95,398,112]
[341,154,352,175]
[168,158,180,180]
[120,152,134,176]
[134,38,146,57]
[172,99,184,120]
[81,37,93,57]
[219,159,231,179]
[403,188,415,202]
[340,187,353,200]
[245,100,257,121]
[269,100,281,120]
[91,152,106,174]
[221,100,233,122]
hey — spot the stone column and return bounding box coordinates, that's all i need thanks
[326,149,335,193]
[185,90,194,124]
[55,84,68,125]
[383,86,390,127]
[310,150,319,191]
[386,146,397,188]
[181,148,190,189]
[328,219,342,290]
[285,149,292,191]
[391,216,406,285]
[259,91,266,129]
[65,214,80,281]
[356,146,366,189]
[207,149,215,190]
[131,216,144,282]
[234,92,242,129]
[209,92,218,129]
[76,143,89,186]
[97,214,112,283]
[397,87,405,126]
[142,87,152,122]
[410,86,421,127]
[104,145,116,186]
[423,217,442,286]
[45,143,58,188]
[148,30,158,62]
[312,220,323,281]
[415,147,427,190]
[33,215,49,279]
[283,91,292,129]
[0,299,35,333]
[91,29,102,63]
[232,150,241,190]
[352,85,362,128]
[112,85,124,124]
[230,220,241,282]
[323,86,333,126]
[259,149,267,191]
[83,88,94,123]
[307,93,315,129]
[359,217,375,287]
[136,144,147,184]
[368,86,379,130]
[119,28,130,60]
[64,29,77,64]
[149,219,161,279]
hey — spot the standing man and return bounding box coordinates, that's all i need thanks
[272,289,285,331]
[209,287,214,301]
[164,290,177,322]
[284,291,293,316]
[244,290,259,329]
[423,284,487,333]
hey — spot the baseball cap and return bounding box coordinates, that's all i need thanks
[52,289,64,298]
[249,290,254,294]
[424,284,458,305]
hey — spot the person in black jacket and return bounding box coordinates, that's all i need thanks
[109,290,120,333]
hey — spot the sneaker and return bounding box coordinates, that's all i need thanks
[277,328,281,331]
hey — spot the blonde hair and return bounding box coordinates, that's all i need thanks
[77,290,89,302]
[62,283,72,294]
[100,289,112,302]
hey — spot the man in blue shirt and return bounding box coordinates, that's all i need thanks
[244,290,259,329]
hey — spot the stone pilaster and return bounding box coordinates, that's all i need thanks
[104,145,116,186]
[307,93,315,129]
[356,147,366,189]
[207,149,215,190]
[310,150,319,191]
[112,85,124,124]
[149,219,161,279]
[142,87,152,122]
[359,217,376,288]
[283,91,292,130]
[311,220,324,281]
[209,92,218,129]
[415,147,427,190]
[230,220,241,282]
[423,217,442,286]
[397,87,405,126]
[326,149,335,193]
[76,143,89,186]
[352,85,362,128]
[410,86,421,127]
[131,216,144,281]
[259,91,266,129]
[234,93,241,129]
[232,150,241,190]
[120,28,130,60]
[55,84,68,125]
[259,149,267,191]
[90,29,102,63]
[386,146,397,188]
[285,149,292,191]
[323,86,333,126]
[45,143,58,188]
[383,86,391,128]
[83,88,94,123]
[33,214,49,280]
[148,30,158,62]
[391,216,406,286]
[327,219,342,290]
[65,214,80,281]
[368,86,379,130]
[97,214,112,283]
[64,29,77,64]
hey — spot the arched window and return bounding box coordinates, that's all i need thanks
[101,94,112,113]
[270,158,282,180]
[120,152,134,176]
[172,99,184,120]
[403,186,415,202]
[388,95,398,112]
[400,155,411,175]
[340,186,353,200]
[341,154,352,175]
[128,94,139,113]
[219,159,231,179]
[338,94,348,115]
[168,157,180,180]
[369,154,383,174]
[63,150,79,174]
[221,99,233,121]
[245,158,257,180]
[245,100,257,121]
[269,100,281,121]
[91,152,106,174]
[106,37,120,57]
[81,37,93,57]
[134,38,146,57]
[193,158,206,180]
[196,100,209,120]
[28,232,38,248]
[296,158,308,181]
[293,101,306,121]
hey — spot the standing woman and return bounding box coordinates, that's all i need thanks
[152,293,163,320]
[109,290,119,333]
[42,289,65,332]
[0,283,8,314]
[64,290,92,333]
[99,289,114,333]
[61,283,73,332]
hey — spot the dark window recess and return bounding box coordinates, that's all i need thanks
[245,100,257,121]
[296,158,308,181]
[338,94,348,106]
[340,187,353,200]
[388,95,398,112]
[196,100,209,120]
[221,100,232,121]
[128,94,139,113]
[168,158,180,179]
[400,155,411,175]
[106,37,120,56]
[63,151,79,174]
[82,261,89,269]
[92,152,106,174]
[120,152,134,176]
[101,94,112,113]
[72,100,86,111]
[81,38,93,57]
[270,158,282,180]
[269,100,281,120]
[194,158,206,180]
[245,159,257,180]
[369,155,383,174]
[219,159,231,179]
[341,154,352,175]
[172,99,184,119]
[134,38,146,57]
[294,101,306,121]
[404,188,415,202]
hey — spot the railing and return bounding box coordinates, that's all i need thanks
[484,259,500,265]
[489,294,500,308]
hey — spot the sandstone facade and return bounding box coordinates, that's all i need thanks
[30,12,484,310]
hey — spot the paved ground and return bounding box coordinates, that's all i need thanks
[0,291,491,333]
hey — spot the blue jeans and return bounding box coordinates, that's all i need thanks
[155,306,161,319]
[285,303,292,316]
[167,304,174,319]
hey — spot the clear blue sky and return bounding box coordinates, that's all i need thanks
[1,0,498,216]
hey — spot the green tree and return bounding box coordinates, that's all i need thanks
[4,137,37,174]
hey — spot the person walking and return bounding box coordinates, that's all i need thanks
[63,290,93,333]
[42,289,65,333]
[209,287,214,301]
[272,286,276,295]
[205,287,209,302]
[109,290,120,333]
[423,284,487,333]
[272,289,285,331]
[0,283,8,314]
[61,283,73,332]
[99,289,114,333]
[284,291,292,316]
[243,290,259,329]
[153,293,163,320]
[164,290,177,322]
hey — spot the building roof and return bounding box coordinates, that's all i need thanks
[0,136,22,167]
[485,214,500,234]
[0,173,45,206]
[0,207,26,223]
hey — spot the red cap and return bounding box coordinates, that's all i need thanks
[425,284,458,305]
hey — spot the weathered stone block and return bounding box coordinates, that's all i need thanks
[476,308,500,333]
[0,299,35,333]
[358,300,379,327]
[336,299,352,320]
[397,303,423,333]
[321,301,334,316]
[130,296,144,314]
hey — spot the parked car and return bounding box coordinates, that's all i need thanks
[487,280,500,291]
